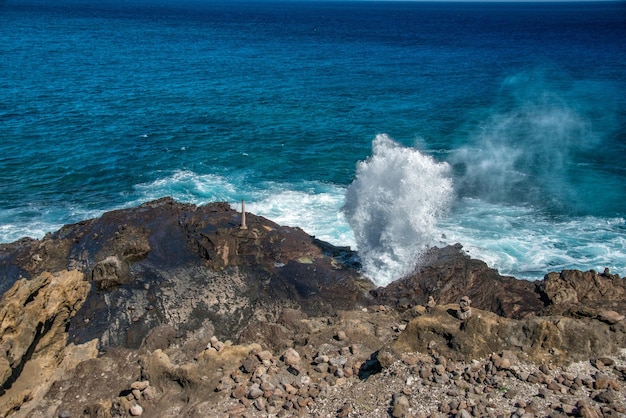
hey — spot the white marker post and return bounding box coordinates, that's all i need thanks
[240,199,247,230]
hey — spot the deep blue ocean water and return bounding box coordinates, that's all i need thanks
[1,0,625,285]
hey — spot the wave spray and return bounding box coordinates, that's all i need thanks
[343,134,454,286]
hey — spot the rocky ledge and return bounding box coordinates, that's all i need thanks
[0,198,624,417]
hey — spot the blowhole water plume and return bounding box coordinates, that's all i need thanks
[450,70,622,216]
[343,134,454,286]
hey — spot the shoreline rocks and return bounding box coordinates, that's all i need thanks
[0,198,624,417]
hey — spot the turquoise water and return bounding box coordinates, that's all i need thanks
[1,1,625,285]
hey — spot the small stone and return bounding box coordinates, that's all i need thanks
[419,367,432,380]
[427,296,436,308]
[58,411,71,418]
[130,381,149,391]
[129,404,143,416]
[458,409,472,418]
[598,310,625,324]
[547,382,561,392]
[228,404,246,416]
[504,389,518,399]
[335,331,347,341]
[241,355,260,373]
[297,397,312,408]
[261,381,275,395]
[132,389,142,400]
[594,373,610,390]
[142,385,157,400]
[313,354,330,364]
[391,393,410,418]
[231,385,247,399]
[253,397,266,411]
[594,388,618,404]
[283,383,298,395]
[282,348,300,366]
[287,365,301,376]
[314,362,329,373]
[498,358,511,370]
[253,365,267,378]
[257,350,273,362]
[247,384,264,399]
[337,403,352,418]
[576,403,601,418]
[561,403,576,414]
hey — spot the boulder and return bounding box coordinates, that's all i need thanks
[0,270,94,416]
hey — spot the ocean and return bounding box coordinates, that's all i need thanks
[1,0,625,286]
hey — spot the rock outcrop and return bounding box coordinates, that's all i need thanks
[1,198,371,351]
[380,304,626,366]
[374,244,626,321]
[372,244,545,319]
[0,270,95,416]
[0,198,625,417]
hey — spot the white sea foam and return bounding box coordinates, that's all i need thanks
[247,188,356,247]
[438,198,626,280]
[343,134,454,286]
[0,205,105,243]
[132,170,355,248]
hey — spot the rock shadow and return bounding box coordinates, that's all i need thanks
[358,351,382,380]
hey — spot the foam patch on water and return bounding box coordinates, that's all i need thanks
[0,204,105,243]
[439,198,626,280]
[247,187,356,248]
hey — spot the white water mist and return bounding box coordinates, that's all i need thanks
[450,70,607,215]
[343,134,454,286]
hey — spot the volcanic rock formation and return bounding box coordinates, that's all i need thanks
[0,198,625,417]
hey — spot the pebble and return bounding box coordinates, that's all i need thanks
[314,354,329,364]
[247,383,264,399]
[253,397,266,411]
[142,385,157,400]
[391,393,410,418]
[337,403,352,418]
[257,350,273,362]
[458,409,472,418]
[129,403,143,416]
[216,334,626,418]
[130,381,150,391]
[282,348,300,366]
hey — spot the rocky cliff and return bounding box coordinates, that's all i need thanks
[0,198,624,417]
